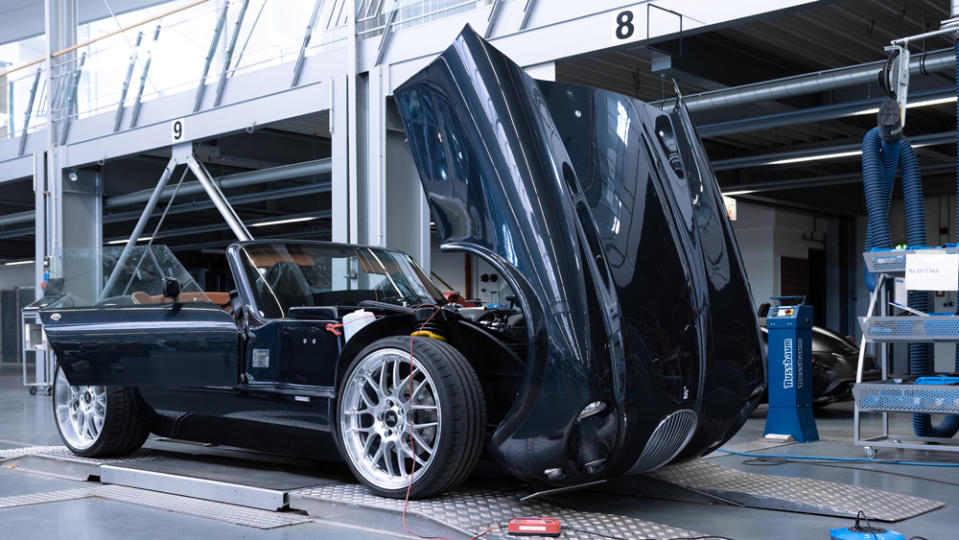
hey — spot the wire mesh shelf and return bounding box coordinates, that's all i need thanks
[863,247,959,274]
[862,315,959,342]
[854,381,959,414]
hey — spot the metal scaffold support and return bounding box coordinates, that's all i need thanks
[100,143,253,301]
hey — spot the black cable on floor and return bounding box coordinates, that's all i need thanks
[741,457,787,466]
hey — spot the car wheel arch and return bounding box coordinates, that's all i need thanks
[332,313,522,428]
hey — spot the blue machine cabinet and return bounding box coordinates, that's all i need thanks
[765,299,820,442]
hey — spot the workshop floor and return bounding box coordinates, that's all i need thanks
[2,362,957,540]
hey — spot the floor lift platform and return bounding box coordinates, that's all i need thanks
[0,440,943,537]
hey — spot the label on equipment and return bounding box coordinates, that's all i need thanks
[796,338,804,390]
[519,526,547,531]
[894,277,907,305]
[905,253,959,291]
[252,349,270,368]
[782,338,794,390]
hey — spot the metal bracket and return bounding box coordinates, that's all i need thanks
[99,143,252,301]
[184,151,252,241]
[57,52,88,146]
[374,4,398,66]
[518,0,538,31]
[292,0,325,87]
[193,3,228,112]
[882,45,911,128]
[113,31,144,132]
[484,0,504,38]
[130,25,161,128]
[213,0,250,107]
[17,68,41,156]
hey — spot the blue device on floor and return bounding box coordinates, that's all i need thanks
[764,297,819,442]
[830,525,905,540]
[830,513,905,540]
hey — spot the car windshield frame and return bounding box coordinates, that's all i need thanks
[231,241,444,319]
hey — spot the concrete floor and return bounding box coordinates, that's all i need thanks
[2,362,957,539]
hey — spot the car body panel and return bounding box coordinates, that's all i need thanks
[394,26,764,482]
[40,303,240,387]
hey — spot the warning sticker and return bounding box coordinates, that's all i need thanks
[252,349,270,368]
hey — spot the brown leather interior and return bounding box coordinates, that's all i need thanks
[247,252,315,267]
[131,291,231,306]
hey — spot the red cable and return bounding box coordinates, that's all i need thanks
[400,304,498,540]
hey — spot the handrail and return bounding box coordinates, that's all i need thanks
[0,0,209,80]
[0,0,498,143]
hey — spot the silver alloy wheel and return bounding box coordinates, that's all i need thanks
[340,347,442,491]
[54,367,107,450]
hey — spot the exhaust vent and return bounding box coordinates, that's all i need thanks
[627,409,697,474]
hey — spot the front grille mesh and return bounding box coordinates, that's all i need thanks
[627,409,698,474]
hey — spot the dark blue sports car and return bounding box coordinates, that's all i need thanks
[39,27,764,498]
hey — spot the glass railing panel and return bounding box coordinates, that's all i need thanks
[73,0,222,119]
[0,0,508,142]
[229,0,321,78]
[356,0,490,40]
[0,34,49,141]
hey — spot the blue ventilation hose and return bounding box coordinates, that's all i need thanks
[861,124,959,438]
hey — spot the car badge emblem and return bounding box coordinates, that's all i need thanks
[51,313,61,321]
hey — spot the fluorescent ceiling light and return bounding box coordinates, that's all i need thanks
[721,189,756,196]
[848,95,957,117]
[763,139,948,167]
[910,96,958,108]
[4,259,32,266]
[251,216,318,228]
[107,236,152,245]
[765,149,862,166]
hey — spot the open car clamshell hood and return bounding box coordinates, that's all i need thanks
[394,26,765,485]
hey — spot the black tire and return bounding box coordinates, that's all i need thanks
[52,363,150,457]
[336,336,486,498]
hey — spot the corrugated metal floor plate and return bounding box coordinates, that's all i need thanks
[1,445,163,481]
[648,460,943,521]
[0,445,162,464]
[290,483,703,540]
[706,438,797,456]
[0,445,68,460]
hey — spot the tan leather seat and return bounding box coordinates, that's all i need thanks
[131,290,230,307]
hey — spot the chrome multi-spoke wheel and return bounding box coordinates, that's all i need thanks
[340,347,441,491]
[54,367,106,450]
[51,364,150,457]
[337,336,486,498]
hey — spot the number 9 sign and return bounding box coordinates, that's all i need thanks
[171,118,185,143]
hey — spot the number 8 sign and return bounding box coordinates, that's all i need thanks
[171,118,185,143]
[615,10,635,41]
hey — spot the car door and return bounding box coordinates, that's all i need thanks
[41,302,240,387]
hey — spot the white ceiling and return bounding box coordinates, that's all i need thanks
[0,0,173,46]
